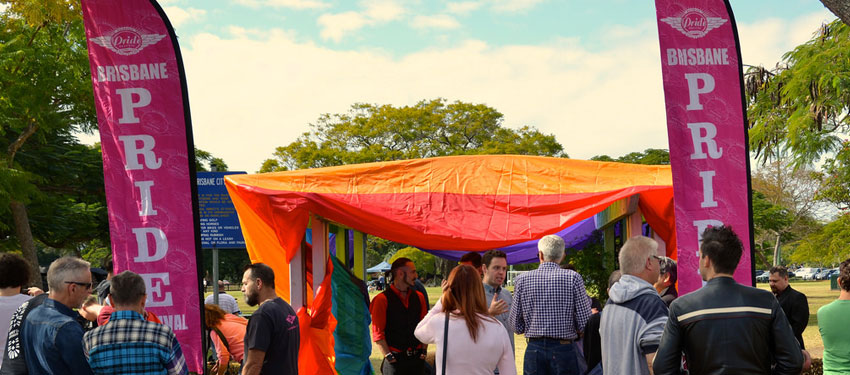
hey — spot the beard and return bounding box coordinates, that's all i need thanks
[245,290,259,306]
[770,285,780,294]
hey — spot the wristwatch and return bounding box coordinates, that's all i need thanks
[385,352,396,362]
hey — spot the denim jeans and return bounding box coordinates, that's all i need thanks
[523,338,580,375]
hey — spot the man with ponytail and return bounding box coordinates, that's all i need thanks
[370,257,429,375]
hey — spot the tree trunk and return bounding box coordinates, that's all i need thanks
[754,244,770,269]
[772,234,782,266]
[821,0,850,27]
[434,257,453,281]
[10,200,41,288]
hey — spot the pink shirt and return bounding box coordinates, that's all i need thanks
[210,314,248,364]
[415,302,516,375]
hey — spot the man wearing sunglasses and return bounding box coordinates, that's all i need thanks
[21,256,94,375]
[600,236,669,375]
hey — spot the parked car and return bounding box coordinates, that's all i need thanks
[797,267,821,280]
[755,271,769,283]
[813,269,831,280]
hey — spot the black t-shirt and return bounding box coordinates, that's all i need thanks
[244,297,300,374]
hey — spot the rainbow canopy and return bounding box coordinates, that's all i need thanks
[225,155,677,265]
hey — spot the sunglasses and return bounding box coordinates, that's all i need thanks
[65,281,93,289]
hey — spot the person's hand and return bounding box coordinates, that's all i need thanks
[210,362,219,375]
[802,349,812,371]
[441,279,449,292]
[385,352,397,364]
[27,287,44,296]
[488,293,509,316]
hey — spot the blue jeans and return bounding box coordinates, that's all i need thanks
[523,338,580,375]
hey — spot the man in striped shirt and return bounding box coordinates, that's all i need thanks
[508,235,591,375]
[653,226,803,375]
[83,271,187,375]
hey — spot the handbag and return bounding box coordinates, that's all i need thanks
[212,328,240,375]
[441,310,449,375]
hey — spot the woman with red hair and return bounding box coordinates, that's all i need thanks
[204,303,247,375]
[415,265,516,375]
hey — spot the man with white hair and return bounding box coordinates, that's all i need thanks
[21,256,94,375]
[600,236,668,375]
[508,234,591,375]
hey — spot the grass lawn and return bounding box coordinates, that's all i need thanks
[757,279,838,359]
[212,280,838,374]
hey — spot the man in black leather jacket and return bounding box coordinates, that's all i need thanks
[652,226,803,375]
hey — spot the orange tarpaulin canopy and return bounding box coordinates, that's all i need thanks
[226,155,676,277]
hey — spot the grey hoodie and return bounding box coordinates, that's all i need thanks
[599,274,669,375]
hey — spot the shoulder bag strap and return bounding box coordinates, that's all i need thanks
[213,327,231,352]
[442,311,449,375]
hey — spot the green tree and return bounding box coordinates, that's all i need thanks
[562,231,611,302]
[260,99,567,172]
[195,147,229,172]
[1,2,98,284]
[389,247,436,277]
[750,158,824,266]
[591,148,669,165]
[751,191,793,268]
[789,214,850,266]
[746,20,850,167]
[817,142,850,209]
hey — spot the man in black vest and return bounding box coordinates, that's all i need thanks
[369,257,428,375]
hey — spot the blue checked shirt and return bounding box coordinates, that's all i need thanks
[83,310,188,375]
[508,262,591,340]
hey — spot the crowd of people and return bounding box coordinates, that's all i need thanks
[0,256,299,375]
[371,226,850,375]
[1,224,849,375]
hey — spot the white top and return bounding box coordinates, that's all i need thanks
[0,294,32,367]
[204,292,241,315]
[415,301,516,375]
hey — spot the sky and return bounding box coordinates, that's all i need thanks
[77,0,836,172]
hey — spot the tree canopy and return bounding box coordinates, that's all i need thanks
[260,98,567,172]
[389,247,436,277]
[1,2,100,283]
[591,148,669,165]
[746,19,850,167]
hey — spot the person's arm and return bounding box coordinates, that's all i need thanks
[496,327,518,375]
[771,304,804,375]
[414,303,444,344]
[165,335,188,375]
[573,275,591,336]
[508,281,524,334]
[645,353,656,375]
[241,349,266,375]
[56,323,93,375]
[790,293,809,341]
[209,331,230,374]
[651,308,682,375]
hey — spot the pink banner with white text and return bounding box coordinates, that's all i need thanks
[81,0,203,371]
[654,0,755,294]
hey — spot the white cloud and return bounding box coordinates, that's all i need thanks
[317,11,371,42]
[736,10,833,68]
[446,1,482,15]
[362,0,405,22]
[317,0,405,42]
[411,15,460,30]
[232,0,330,10]
[163,6,207,28]
[489,0,547,13]
[71,11,828,172]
